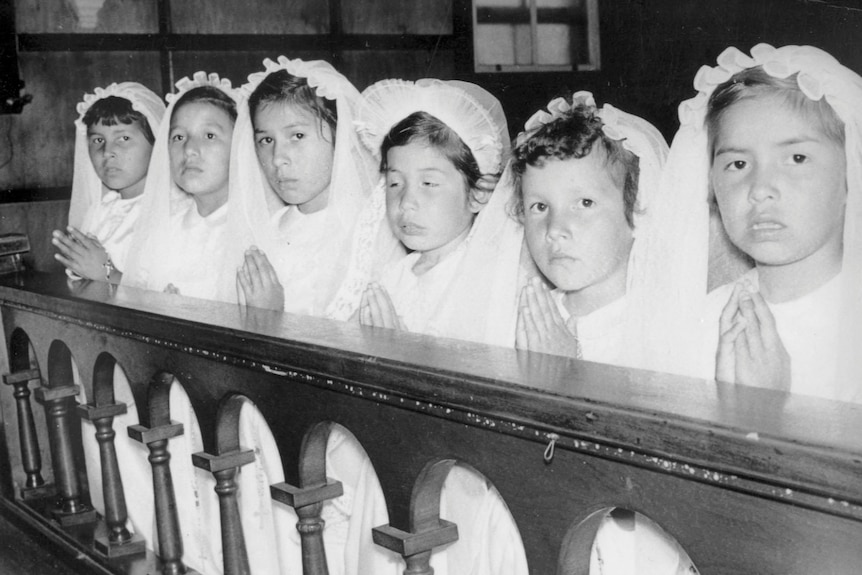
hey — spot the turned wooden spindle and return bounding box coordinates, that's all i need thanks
[34,383,96,525]
[271,479,344,575]
[373,460,460,575]
[78,400,146,557]
[192,450,255,575]
[3,369,54,499]
[128,421,187,575]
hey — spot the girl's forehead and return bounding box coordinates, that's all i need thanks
[171,101,233,126]
[254,100,319,125]
[715,94,829,142]
[88,118,146,135]
[387,141,451,168]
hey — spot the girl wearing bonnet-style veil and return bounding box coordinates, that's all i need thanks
[225,56,401,318]
[656,44,862,403]
[54,82,164,283]
[356,78,527,347]
[123,72,240,301]
[356,78,530,575]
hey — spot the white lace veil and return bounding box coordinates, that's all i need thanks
[224,56,393,319]
[656,44,862,393]
[122,72,241,299]
[515,92,670,367]
[357,79,524,346]
[69,82,165,232]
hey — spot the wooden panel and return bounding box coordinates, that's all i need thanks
[342,49,456,92]
[14,0,158,34]
[170,0,329,34]
[0,201,68,273]
[0,52,161,190]
[342,0,453,34]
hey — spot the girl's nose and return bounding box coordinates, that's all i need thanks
[748,164,779,203]
[273,140,291,167]
[546,209,571,241]
[398,183,419,211]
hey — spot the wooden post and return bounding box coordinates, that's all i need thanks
[192,449,255,575]
[3,368,54,499]
[78,401,146,557]
[34,382,96,526]
[270,478,344,575]
[128,421,188,575]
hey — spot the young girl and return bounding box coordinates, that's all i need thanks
[357,79,526,347]
[512,92,669,369]
[660,44,862,402]
[53,82,164,283]
[356,78,529,575]
[226,56,400,318]
[122,72,240,301]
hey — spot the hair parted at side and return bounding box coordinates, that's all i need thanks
[173,85,238,122]
[248,69,337,135]
[511,102,640,227]
[706,67,846,160]
[83,95,156,144]
[380,111,484,194]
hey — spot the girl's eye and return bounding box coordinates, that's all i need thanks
[726,160,747,171]
[291,132,305,141]
[578,198,594,208]
[791,153,808,164]
[257,136,273,146]
[422,180,439,188]
[121,135,130,141]
[206,133,216,140]
[171,134,184,142]
[528,202,547,214]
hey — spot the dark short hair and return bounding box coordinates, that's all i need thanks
[173,85,237,123]
[248,70,337,136]
[511,102,640,227]
[82,95,156,145]
[706,67,845,160]
[380,111,483,193]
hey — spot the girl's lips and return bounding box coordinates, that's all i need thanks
[399,222,424,235]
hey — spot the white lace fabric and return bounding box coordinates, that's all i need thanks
[225,56,397,319]
[69,82,165,271]
[121,72,241,301]
[659,44,862,397]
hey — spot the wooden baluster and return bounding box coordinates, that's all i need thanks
[128,421,189,575]
[192,450,255,575]
[34,383,96,526]
[78,401,146,557]
[271,478,344,575]
[373,460,459,575]
[3,368,54,499]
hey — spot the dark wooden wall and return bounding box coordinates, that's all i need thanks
[1,0,861,270]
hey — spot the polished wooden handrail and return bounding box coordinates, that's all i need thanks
[0,271,860,574]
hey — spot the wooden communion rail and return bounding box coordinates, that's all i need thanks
[0,271,860,574]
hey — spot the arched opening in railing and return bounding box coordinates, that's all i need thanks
[557,507,698,575]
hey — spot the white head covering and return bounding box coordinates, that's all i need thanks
[656,44,862,392]
[357,79,524,346]
[69,82,165,273]
[515,92,670,368]
[225,56,394,319]
[70,82,165,230]
[122,72,241,300]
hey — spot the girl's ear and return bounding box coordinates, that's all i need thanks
[468,174,499,213]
